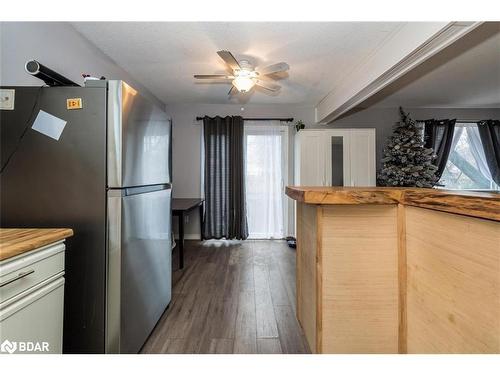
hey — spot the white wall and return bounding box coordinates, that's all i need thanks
[168,102,315,238]
[0,22,163,108]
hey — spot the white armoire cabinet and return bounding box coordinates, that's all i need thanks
[294,128,376,187]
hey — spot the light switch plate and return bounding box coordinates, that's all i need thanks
[0,89,15,110]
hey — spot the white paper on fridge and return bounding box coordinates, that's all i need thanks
[31,110,67,141]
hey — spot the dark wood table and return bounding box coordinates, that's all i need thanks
[172,198,204,269]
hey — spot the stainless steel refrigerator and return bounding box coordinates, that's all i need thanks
[0,80,172,353]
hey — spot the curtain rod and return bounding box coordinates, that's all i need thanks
[196,116,294,122]
[417,119,483,124]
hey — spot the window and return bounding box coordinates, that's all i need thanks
[439,123,499,191]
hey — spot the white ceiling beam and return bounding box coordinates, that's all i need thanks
[315,22,483,124]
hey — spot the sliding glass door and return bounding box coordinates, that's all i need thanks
[244,121,288,239]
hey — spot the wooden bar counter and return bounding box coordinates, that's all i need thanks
[286,186,500,354]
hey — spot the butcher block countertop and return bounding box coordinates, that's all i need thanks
[0,228,74,261]
[286,186,500,221]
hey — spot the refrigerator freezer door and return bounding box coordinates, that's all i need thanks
[106,186,172,354]
[107,81,172,188]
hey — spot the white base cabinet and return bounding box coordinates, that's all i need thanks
[0,242,65,354]
[295,128,376,187]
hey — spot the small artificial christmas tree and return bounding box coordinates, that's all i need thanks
[377,107,438,188]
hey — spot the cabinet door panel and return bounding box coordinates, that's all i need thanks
[350,129,376,186]
[0,277,64,353]
[299,132,326,186]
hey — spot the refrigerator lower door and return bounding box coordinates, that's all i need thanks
[106,185,172,353]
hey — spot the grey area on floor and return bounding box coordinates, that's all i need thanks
[141,240,310,354]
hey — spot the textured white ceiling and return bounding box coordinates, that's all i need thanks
[72,22,403,105]
[368,24,500,108]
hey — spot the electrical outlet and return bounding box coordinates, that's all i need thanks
[0,89,15,110]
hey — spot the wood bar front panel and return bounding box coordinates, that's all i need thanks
[406,207,500,353]
[321,205,399,353]
[296,202,318,353]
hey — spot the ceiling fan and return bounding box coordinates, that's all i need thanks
[194,50,289,94]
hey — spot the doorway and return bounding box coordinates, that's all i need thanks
[244,121,289,239]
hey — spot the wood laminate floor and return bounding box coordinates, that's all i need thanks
[141,240,310,354]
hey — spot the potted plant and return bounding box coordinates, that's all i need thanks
[295,120,305,132]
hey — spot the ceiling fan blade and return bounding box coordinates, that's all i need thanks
[217,50,241,71]
[228,85,235,96]
[194,74,233,79]
[256,62,289,75]
[255,79,281,92]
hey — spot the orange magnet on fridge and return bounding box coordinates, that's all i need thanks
[66,98,83,110]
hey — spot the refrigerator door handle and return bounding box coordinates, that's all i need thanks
[123,183,171,197]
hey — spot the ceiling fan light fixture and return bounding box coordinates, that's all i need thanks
[232,76,255,93]
[194,50,288,95]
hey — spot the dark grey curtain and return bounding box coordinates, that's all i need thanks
[202,116,248,240]
[478,120,500,185]
[424,119,457,179]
